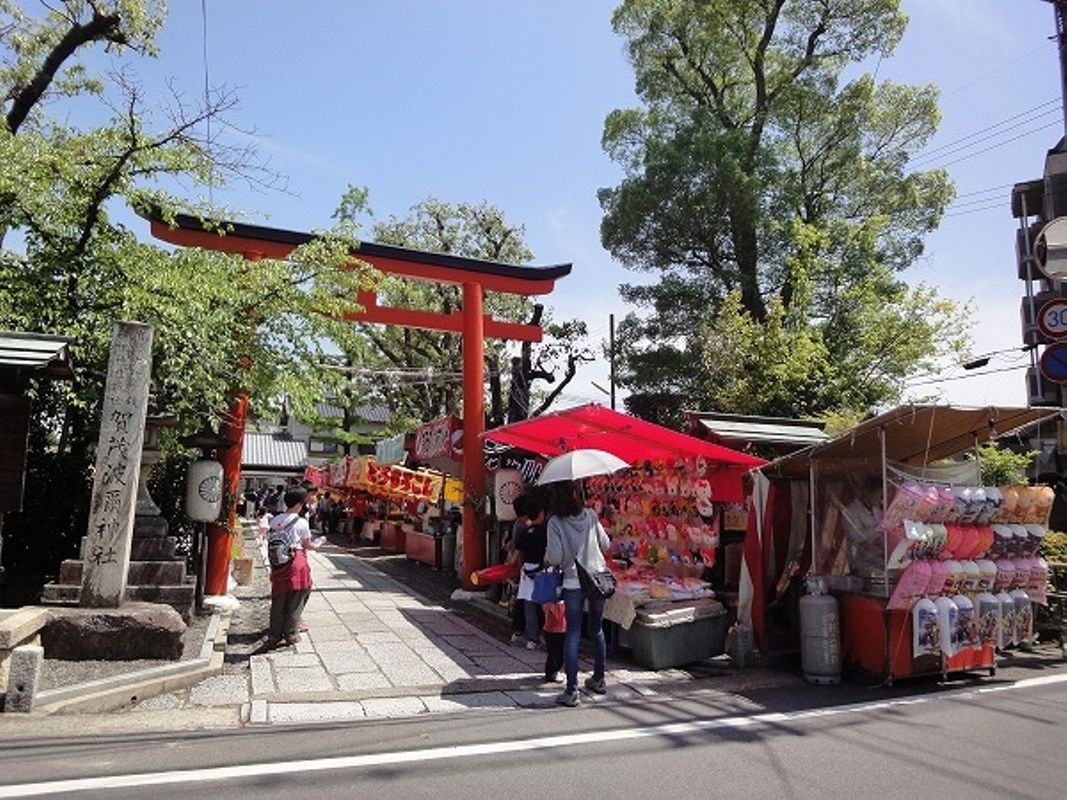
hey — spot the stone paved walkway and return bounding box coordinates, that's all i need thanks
[120,539,800,727]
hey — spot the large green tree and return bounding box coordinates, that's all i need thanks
[0,1,371,593]
[600,0,968,420]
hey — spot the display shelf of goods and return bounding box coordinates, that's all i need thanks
[866,481,1050,679]
[587,458,721,585]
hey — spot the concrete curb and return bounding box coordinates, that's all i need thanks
[31,609,232,715]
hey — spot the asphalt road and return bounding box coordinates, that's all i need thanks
[2,668,1065,799]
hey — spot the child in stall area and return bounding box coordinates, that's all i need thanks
[542,600,566,684]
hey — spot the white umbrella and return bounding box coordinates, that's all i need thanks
[536,448,631,485]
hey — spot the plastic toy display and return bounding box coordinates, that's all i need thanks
[856,478,1050,661]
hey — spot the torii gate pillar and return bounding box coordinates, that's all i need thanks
[461,281,486,579]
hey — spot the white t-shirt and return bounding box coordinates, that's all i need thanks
[268,512,312,550]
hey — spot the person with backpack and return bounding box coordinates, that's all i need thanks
[545,480,611,707]
[266,487,320,649]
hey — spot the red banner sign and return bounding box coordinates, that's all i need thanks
[414,415,462,461]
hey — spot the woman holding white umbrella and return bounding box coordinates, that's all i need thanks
[544,473,616,708]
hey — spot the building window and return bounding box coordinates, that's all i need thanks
[309,438,339,454]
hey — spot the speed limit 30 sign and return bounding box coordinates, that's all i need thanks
[1037,298,1067,340]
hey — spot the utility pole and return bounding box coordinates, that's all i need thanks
[609,313,616,411]
[1055,1,1067,137]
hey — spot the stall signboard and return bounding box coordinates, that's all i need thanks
[414,415,462,461]
[484,439,543,483]
[344,456,444,502]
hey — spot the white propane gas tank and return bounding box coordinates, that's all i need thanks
[799,576,841,684]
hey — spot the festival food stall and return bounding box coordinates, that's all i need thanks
[484,403,766,668]
[745,404,1059,684]
[307,455,463,570]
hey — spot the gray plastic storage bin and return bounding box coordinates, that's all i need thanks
[628,598,726,670]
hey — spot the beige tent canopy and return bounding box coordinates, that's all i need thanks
[760,404,1062,478]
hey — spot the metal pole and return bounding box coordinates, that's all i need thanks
[609,313,617,411]
[880,426,888,596]
[808,461,817,575]
[1057,1,1067,136]
[194,521,207,615]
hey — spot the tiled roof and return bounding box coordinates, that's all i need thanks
[313,403,390,424]
[0,331,73,377]
[242,432,308,470]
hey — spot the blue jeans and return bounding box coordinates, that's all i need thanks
[562,587,606,694]
[524,598,542,643]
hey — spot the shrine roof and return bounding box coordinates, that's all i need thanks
[142,209,572,294]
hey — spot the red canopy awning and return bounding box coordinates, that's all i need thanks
[483,404,765,467]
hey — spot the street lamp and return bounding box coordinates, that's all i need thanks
[179,427,234,614]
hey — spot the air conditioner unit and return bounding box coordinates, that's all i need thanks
[1027,366,1061,406]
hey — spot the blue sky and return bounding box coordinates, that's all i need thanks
[122,0,1063,411]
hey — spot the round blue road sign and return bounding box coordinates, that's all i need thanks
[1040,342,1067,383]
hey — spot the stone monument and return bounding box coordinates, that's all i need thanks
[80,321,153,608]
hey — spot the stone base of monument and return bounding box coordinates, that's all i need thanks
[41,535,195,621]
[39,603,186,661]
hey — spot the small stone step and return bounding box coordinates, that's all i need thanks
[125,585,195,605]
[40,584,81,605]
[125,585,194,621]
[59,560,186,585]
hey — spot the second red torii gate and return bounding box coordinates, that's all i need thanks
[145,210,571,589]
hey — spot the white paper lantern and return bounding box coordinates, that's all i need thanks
[185,458,224,522]
[494,469,524,522]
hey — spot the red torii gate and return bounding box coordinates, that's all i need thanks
[145,211,571,590]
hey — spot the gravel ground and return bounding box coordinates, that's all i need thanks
[38,610,211,691]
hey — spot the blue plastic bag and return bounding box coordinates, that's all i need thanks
[531,568,562,603]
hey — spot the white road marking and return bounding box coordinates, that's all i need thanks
[2,671,1066,797]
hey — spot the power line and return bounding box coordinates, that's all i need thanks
[942,201,1004,218]
[904,362,1028,388]
[910,98,1061,166]
[953,182,1015,200]
[937,121,1064,170]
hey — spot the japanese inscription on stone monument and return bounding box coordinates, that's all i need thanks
[80,321,153,607]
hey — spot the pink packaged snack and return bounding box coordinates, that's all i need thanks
[1010,558,1033,589]
[1029,557,1050,606]
[928,485,957,523]
[880,481,936,532]
[924,559,949,596]
[993,559,1016,592]
[888,559,932,611]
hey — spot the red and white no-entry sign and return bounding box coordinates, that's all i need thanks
[1037,298,1067,341]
